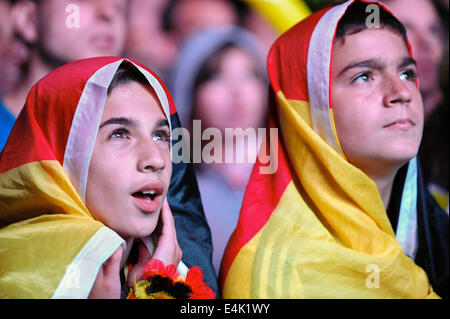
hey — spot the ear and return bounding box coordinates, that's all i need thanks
[11,0,39,44]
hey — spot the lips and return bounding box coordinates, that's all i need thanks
[90,34,115,50]
[383,118,415,130]
[131,182,163,213]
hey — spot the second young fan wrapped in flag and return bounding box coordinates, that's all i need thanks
[0,57,216,298]
[220,0,448,299]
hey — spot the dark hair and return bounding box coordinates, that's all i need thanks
[193,43,236,90]
[107,62,150,95]
[193,43,265,91]
[335,2,408,44]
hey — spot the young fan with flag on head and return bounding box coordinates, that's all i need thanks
[220,0,448,298]
[0,57,215,299]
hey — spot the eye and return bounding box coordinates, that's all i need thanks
[153,129,171,142]
[400,69,418,82]
[352,71,372,84]
[109,127,130,139]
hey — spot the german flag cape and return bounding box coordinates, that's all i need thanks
[220,0,440,298]
[0,57,208,298]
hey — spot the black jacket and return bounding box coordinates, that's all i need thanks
[388,161,449,299]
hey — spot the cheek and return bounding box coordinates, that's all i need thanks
[161,149,173,188]
[85,150,123,218]
[150,143,172,194]
[111,17,127,47]
[424,29,444,60]
[413,92,425,128]
[331,93,374,151]
[243,81,266,105]
[39,16,63,42]
[334,111,361,147]
[195,84,228,117]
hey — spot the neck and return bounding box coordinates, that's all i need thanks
[2,52,55,117]
[364,163,402,209]
[373,173,397,210]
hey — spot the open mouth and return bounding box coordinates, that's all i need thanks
[131,182,164,212]
[132,190,158,202]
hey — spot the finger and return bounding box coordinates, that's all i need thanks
[152,199,182,265]
[152,199,173,246]
[162,198,174,223]
[162,200,181,258]
[160,198,176,237]
[158,199,177,243]
[103,245,124,278]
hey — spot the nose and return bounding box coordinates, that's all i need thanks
[96,0,118,22]
[382,74,413,108]
[136,139,166,173]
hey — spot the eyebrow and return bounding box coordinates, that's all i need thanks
[99,117,169,130]
[99,117,137,129]
[157,119,170,130]
[398,57,417,69]
[337,57,417,77]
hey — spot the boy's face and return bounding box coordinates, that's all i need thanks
[86,82,172,240]
[330,28,423,175]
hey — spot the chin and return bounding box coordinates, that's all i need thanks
[391,144,419,160]
[124,220,159,240]
[379,151,418,169]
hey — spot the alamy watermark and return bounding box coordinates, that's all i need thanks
[171,120,279,175]
[65,4,80,29]
[65,3,381,30]
[365,264,380,288]
[365,3,381,29]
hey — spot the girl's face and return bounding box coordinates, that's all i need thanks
[85,81,172,240]
[330,28,423,176]
[194,47,266,132]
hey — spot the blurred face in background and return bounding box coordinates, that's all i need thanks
[385,0,445,116]
[0,0,10,43]
[171,0,237,43]
[125,0,177,78]
[18,0,127,66]
[0,0,29,93]
[194,46,266,133]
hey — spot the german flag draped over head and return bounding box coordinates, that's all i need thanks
[220,0,442,299]
[0,57,215,298]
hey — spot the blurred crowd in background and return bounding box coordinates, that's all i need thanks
[0,0,448,275]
